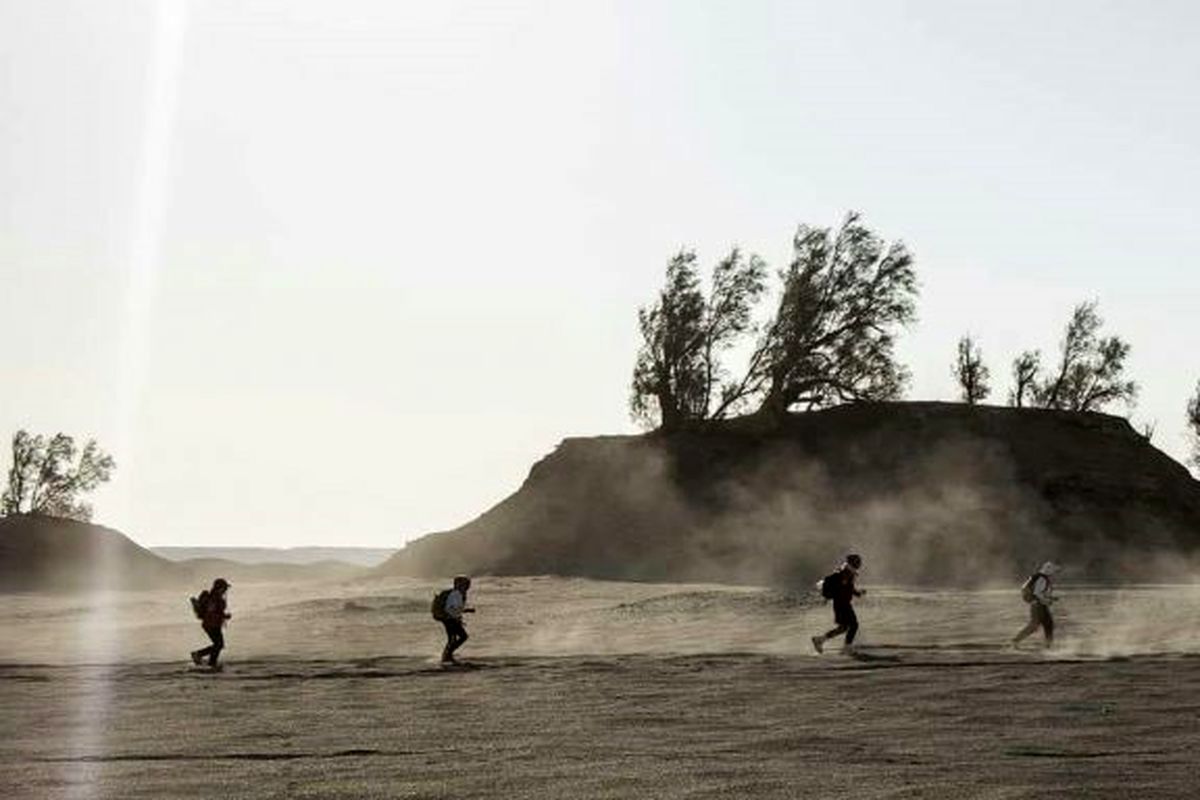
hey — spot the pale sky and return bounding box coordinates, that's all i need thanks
[2,1,1198,547]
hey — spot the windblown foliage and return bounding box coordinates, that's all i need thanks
[752,213,917,419]
[631,249,767,429]
[631,213,918,429]
[953,335,991,405]
[1,431,115,521]
[1032,302,1137,413]
[1009,351,1041,408]
[1187,381,1200,470]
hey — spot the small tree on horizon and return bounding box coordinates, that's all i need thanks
[1,431,115,522]
[953,335,991,405]
[1187,380,1200,470]
[1009,350,1041,408]
[1036,302,1137,413]
[1009,302,1137,414]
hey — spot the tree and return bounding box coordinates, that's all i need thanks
[952,335,991,405]
[1188,381,1200,469]
[630,251,705,431]
[1009,350,1041,408]
[751,212,918,420]
[1,431,39,516]
[1034,301,1137,413]
[631,249,767,430]
[1,431,115,521]
[703,249,769,419]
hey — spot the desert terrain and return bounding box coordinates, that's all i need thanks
[3,575,1199,799]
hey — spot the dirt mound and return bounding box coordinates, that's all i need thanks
[0,514,187,592]
[379,403,1200,585]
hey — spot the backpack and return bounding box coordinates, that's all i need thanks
[819,572,842,600]
[430,589,452,621]
[1020,573,1046,604]
[190,589,211,620]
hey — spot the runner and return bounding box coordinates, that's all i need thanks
[1013,561,1060,648]
[190,578,232,669]
[433,575,475,664]
[812,554,864,654]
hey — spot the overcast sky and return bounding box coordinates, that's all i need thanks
[2,1,1198,547]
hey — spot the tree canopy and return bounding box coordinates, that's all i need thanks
[952,335,991,405]
[1007,302,1137,414]
[630,249,767,429]
[630,212,918,430]
[1188,381,1200,470]
[752,214,917,419]
[1009,351,1041,408]
[2,431,115,522]
[628,219,1162,438]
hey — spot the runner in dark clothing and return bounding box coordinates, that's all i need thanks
[812,554,864,654]
[190,578,231,668]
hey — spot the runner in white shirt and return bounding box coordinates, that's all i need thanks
[1012,561,1060,648]
[440,576,475,663]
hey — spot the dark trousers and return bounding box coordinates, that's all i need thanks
[442,618,468,662]
[824,600,859,645]
[1014,602,1054,645]
[195,625,224,666]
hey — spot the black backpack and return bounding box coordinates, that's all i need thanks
[190,589,211,619]
[430,589,452,621]
[819,572,842,600]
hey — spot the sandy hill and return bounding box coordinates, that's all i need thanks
[153,546,395,568]
[0,516,370,593]
[0,514,187,592]
[380,402,1200,585]
[174,557,365,583]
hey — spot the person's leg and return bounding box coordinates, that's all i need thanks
[828,601,854,640]
[193,626,216,664]
[842,605,859,647]
[448,621,468,658]
[441,620,456,662]
[823,624,847,640]
[205,627,224,667]
[442,620,468,662]
[1039,604,1054,646]
[1013,604,1040,644]
[814,602,850,652]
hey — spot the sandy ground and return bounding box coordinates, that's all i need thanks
[2,576,1200,798]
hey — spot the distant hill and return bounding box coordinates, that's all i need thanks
[0,516,371,593]
[378,403,1200,586]
[167,557,365,584]
[0,514,186,592]
[154,547,395,568]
